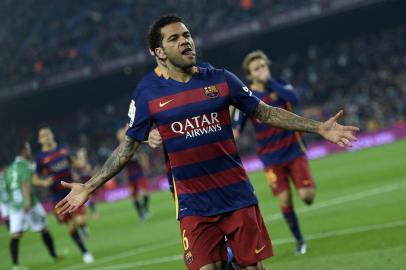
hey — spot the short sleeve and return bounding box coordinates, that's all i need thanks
[231,108,248,132]
[21,164,33,183]
[224,70,260,116]
[35,156,43,175]
[126,86,153,141]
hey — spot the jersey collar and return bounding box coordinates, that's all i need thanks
[154,66,200,80]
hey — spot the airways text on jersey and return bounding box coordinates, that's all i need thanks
[169,112,222,139]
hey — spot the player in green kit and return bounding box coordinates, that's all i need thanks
[0,162,10,229]
[5,140,60,270]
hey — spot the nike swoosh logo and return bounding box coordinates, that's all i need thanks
[159,99,174,108]
[255,245,266,254]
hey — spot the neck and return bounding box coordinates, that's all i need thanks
[42,142,57,152]
[167,62,194,83]
[251,81,266,92]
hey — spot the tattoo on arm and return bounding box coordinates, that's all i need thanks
[85,136,141,193]
[253,101,321,134]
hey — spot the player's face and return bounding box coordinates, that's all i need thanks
[24,142,32,159]
[77,148,87,162]
[160,22,196,69]
[248,58,271,83]
[38,128,55,146]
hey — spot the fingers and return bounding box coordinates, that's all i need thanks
[331,110,343,122]
[344,131,358,141]
[61,181,73,189]
[148,129,163,149]
[55,198,67,209]
[67,204,78,214]
[344,125,360,132]
[56,200,71,215]
[336,136,355,148]
[337,141,345,148]
[148,138,162,149]
[341,138,352,147]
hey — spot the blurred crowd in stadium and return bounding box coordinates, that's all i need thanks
[1,0,405,179]
[0,0,301,87]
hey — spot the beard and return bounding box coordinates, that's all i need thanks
[167,53,196,70]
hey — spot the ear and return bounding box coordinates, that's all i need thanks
[154,47,167,61]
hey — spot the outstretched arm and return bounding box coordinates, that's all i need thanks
[85,136,140,192]
[253,101,359,147]
[56,136,141,214]
[32,173,53,187]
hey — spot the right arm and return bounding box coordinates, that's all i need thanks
[22,181,31,211]
[32,173,53,187]
[225,69,358,147]
[85,136,141,193]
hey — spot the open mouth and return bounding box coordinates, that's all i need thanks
[181,47,195,56]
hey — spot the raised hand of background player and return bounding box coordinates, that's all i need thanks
[55,181,89,215]
[318,110,359,148]
[148,128,162,149]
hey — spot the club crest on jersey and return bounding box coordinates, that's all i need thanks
[185,251,193,264]
[203,85,219,98]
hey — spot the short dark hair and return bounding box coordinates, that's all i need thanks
[148,15,184,52]
[15,139,29,155]
[38,123,51,131]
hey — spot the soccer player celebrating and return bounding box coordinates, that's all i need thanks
[56,15,358,270]
[117,126,150,222]
[4,140,60,270]
[33,125,94,264]
[233,50,316,255]
[147,58,239,270]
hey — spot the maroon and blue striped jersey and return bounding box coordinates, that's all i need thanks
[126,67,260,219]
[35,145,73,201]
[126,159,145,182]
[233,79,307,167]
[75,165,92,184]
[154,62,215,194]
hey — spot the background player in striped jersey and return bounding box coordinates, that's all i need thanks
[33,125,94,264]
[5,140,60,270]
[232,50,315,255]
[73,147,97,225]
[55,15,358,270]
[117,126,150,222]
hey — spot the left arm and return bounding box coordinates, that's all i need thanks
[253,101,359,147]
[22,181,31,212]
[224,69,359,147]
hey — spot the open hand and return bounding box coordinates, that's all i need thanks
[318,110,359,147]
[55,181,90,215]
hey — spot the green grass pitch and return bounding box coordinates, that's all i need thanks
[1,140,405,270]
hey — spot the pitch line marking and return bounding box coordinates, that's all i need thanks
[58,180,406,270]
[86,220,406,270]
[264,181,406,223]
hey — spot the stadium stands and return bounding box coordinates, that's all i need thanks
[0,0,300,88]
